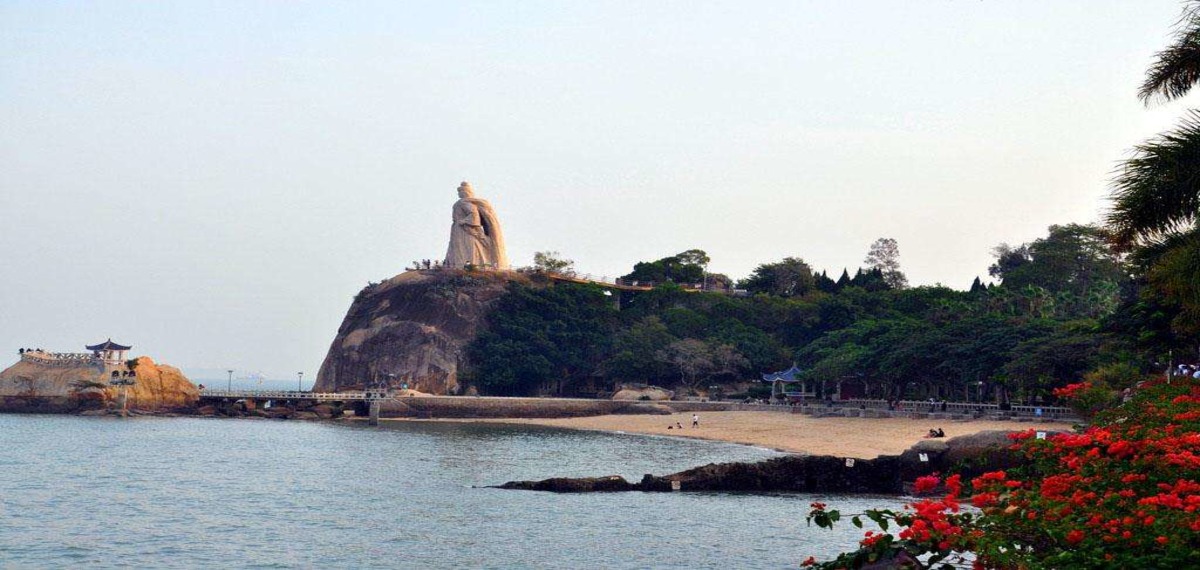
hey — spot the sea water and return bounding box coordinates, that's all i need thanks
[0,415,898,568]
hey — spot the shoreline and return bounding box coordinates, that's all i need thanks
[377,411,1074,458]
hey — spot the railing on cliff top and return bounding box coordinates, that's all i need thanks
[537,270,748,295]
[19,351,111,367]
[398,265,749,295]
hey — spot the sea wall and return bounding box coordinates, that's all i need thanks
[380,395,671,418]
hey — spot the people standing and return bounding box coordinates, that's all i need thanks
[692,414,699,428]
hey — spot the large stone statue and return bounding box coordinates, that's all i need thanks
[444,181,508,270]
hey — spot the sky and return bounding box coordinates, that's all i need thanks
[1,1,1197,380]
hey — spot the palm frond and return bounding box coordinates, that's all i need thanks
[1108,110,1200,249]
[1140,2,1200,104]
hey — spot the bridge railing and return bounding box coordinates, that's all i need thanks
[199,389,370,401]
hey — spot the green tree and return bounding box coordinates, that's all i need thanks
[469,283,616,396]
[990,225,1124,296]
[739,257,816,297]
[622,250,708,285]
[532,251,575,274]
[600,316,677,385]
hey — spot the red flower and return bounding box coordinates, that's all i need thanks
[915,475,940,494]
[1066,530,1084,545]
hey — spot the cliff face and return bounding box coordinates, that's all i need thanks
[314,270,523,394]
[0,355,199,413]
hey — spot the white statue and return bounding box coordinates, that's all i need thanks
[444,181,508,270]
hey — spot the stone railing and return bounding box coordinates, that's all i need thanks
[836,399,1075,420]
[19,351,105,367]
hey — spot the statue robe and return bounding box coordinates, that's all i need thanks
[444,197,508,269]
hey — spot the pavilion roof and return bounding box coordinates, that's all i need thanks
[761,364,804,383]
[86,339,132,351]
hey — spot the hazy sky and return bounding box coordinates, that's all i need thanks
[2,1,1196,379]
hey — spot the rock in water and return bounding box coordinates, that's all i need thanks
[0,355,198,413]
[314,270,523,394]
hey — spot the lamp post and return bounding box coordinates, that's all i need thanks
[227,369,233,391]
[297,371,304,392]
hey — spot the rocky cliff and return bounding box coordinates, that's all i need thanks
[314,270,525,394]
[0,355,199,413]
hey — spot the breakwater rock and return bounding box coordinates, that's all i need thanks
[315,270,524,395]
[0,356,198,413]
[497,430,1047,494]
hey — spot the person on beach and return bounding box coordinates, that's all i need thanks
[692,414,699,428]
[676,422,683,429]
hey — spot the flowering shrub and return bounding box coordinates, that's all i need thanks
[1052,380,1118,419]
[805,376,1200,569]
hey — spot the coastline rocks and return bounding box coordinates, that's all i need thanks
[314,270,524,395]
[496,430,1050,495]
[498,475,634,493]
[498,455,904,494]
[0,356,199,413]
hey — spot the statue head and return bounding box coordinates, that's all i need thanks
[457,181,474,199]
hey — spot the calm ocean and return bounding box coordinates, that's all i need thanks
[0,415,896,568]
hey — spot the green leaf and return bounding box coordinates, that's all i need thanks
[851,516,863,528]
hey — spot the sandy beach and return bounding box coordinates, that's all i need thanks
[390,411,1075,458]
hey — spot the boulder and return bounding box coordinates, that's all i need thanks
[612,385,674,401]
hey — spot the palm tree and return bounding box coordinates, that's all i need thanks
[1141,2,1200,104]
[1108,111,1200,249]
[1110,2,1200,339]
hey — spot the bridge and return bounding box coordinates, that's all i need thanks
[199,389,394,424]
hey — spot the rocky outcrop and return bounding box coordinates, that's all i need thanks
[0,355,199,413]
[612,385,674,401]
[497,430,1052,494]
[314,270,527,394]
[499,455,905,494]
